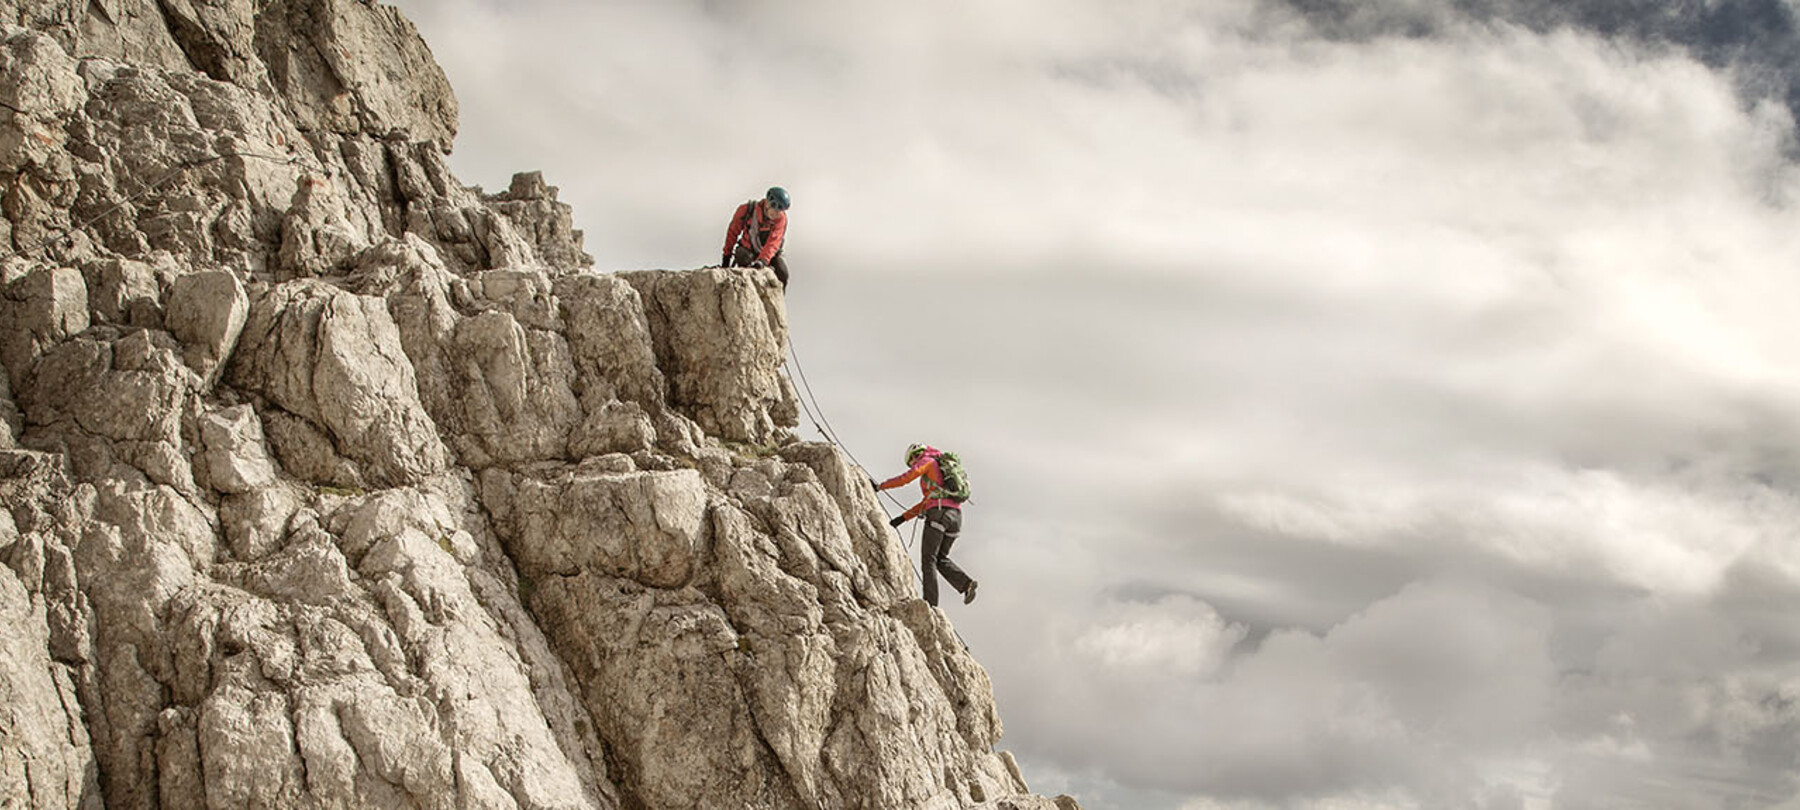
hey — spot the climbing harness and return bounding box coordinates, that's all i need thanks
[740,199,767,256]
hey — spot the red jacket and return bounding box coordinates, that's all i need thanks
[877,451,961,522]
[723,200,788,264]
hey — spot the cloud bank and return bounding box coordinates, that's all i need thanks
[392,1,1800,807]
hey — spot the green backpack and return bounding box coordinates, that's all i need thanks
[935,451,971,502]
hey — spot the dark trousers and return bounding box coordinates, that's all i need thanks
[920,506,972,606]
[731,244,789,287]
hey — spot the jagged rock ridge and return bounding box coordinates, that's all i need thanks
[0,1,1080,808]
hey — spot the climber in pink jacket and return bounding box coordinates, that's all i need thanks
[874,443,977,607]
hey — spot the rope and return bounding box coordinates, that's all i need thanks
[3,149,313,259]
[783,334,922,573]
[785,337,908,513]
[783,331,973,651]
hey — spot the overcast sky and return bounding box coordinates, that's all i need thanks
[388,2,1800,808]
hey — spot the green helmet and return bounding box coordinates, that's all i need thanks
[905,443,929,465]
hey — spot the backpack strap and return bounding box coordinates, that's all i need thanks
[921,452,951,500]
[741,200,766,253]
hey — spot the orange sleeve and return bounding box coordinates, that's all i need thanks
[722,203,749,257]
[757,214,787,263]
[898,492,939,521]
[880,458,940,523]
[877,457,933,491]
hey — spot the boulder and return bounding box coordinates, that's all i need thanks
[196,404,276,495]
[1,267,89,388]
[570,398,656,457]
[229,280,447,488]
[218,480,305,560]
[81,257,168,328]
[972,798,1085,810]
[22,331,195,484]
[163,269,248,386]
[482,467,708,590]
[442,307,581,467]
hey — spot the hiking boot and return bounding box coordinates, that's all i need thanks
[963,580,978,605]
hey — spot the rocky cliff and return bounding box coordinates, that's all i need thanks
[0,2,1078,809]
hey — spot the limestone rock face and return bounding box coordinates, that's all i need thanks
[0,456,100,810]
[0,1,1071,809]
[0,372,19,448]
[975,797,1086,810]
[623,267,800,445]
[229,279,449,488]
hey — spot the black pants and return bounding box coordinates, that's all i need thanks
[920,506,972,606]
[731,244,789,287]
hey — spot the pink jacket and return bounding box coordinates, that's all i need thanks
[876,451,961,521]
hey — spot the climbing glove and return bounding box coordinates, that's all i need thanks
[870,477,880,492]
[888,515,905,528]
[720,253,732,268]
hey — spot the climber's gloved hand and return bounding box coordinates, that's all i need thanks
[720,254,733,268]
[889,515,906,528]
[870,477,881,492]
[751,259,767,269]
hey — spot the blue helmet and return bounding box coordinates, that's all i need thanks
[765,186,791,211]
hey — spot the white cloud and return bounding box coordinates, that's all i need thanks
[1073,594,1247,678]
[1206,464,1800,594]
[997,579,1558,802]
[390,1,1800,807]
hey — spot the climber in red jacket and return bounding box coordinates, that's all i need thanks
[874,443,977,607]
[720,186,790,287]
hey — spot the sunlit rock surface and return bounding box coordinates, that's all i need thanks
[0,1,1080,807]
